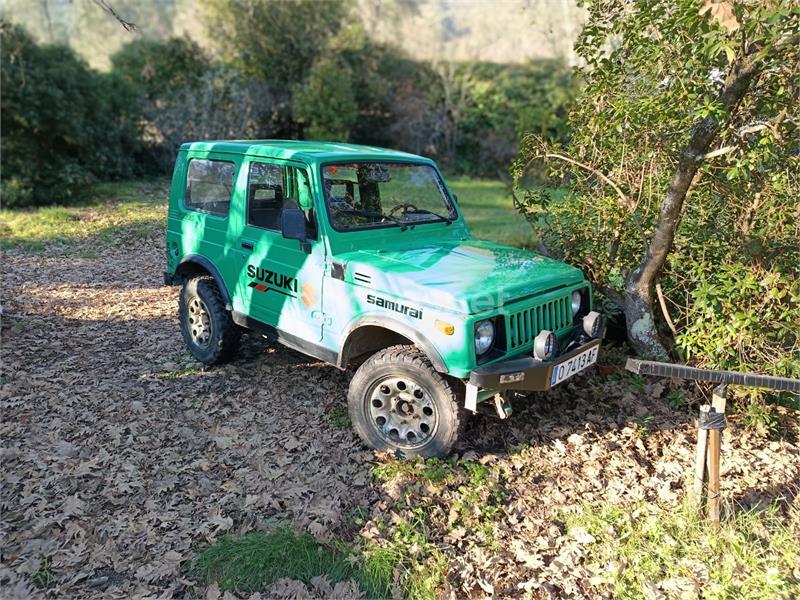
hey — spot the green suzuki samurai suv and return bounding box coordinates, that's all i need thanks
[164,140,604,457]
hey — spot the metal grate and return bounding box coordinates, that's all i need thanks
[506,296,571,350]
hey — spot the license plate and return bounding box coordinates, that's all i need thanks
[550,345,599,386]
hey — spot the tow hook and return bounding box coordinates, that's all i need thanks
[477,393,513,419]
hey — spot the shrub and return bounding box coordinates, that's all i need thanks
[1,22,140,206]
[459,61,576,177]
[110,39,287,172]
[512,1,800,386]
[110,37,209,100]
[201,0,346,86]
[292,57,359,141]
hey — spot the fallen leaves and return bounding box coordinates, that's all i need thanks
[1,198,797,598]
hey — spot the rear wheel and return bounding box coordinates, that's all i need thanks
[348,345,466,458]
[179,276,240,365]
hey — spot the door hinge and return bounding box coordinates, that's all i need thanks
[311,310,332,325]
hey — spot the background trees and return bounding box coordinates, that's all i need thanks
[1,2,574,204]
[513,0,799,385]
[0,22,141,206]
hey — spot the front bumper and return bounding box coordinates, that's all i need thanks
[464,337,602,410]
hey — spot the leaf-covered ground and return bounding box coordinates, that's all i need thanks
[1,184,798,598]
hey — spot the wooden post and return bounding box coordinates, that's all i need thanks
[706,385,727,526]
[692,405,710,507]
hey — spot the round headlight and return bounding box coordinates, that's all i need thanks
[533,329,558,360]
[474,319,495,356]
[571,290,582,316]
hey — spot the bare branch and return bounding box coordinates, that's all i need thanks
[526,152,635,211]
[655,281,678,336]
[702,145,737,159]
[92,0,136,32]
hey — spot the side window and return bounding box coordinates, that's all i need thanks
[185,159,235,217]
[247,161,301,231]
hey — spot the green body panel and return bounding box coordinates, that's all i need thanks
[166,140,593,379]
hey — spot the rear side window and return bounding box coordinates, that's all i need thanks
[185,159,236,217]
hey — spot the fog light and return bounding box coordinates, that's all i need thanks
[583,311,605,338]
[533,330,557,360]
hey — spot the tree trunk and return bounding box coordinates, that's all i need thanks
[623,53,763,358]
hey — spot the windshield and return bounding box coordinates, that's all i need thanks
[322,162,456,231]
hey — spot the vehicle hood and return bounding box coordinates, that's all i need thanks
[337,239,584,314]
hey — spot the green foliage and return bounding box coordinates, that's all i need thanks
[0,21,141,206]
[512,1,800,385]
[111,37,209,100]
[667,388,688,409]
[328,405,351,430]
[566,500,800,598]
[459,61,576,176]
[31,558,54,591]
[325,25,421,148]
[202,0,346,85]
[292,57,359,140]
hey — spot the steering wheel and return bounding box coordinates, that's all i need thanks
[388,203,419,217]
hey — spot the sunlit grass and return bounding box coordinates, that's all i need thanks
[447,175,561,248]
[192,527,391,598]
[566,500,800,599]
[1,176,546,251]
[0,179,168,251]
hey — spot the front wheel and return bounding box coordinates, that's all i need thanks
[348,345,467,458]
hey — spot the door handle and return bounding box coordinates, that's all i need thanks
[241,241,254,251]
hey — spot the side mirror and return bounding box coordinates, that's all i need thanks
[281,208,306,241]
[452,193,459,204]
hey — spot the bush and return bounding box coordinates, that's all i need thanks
[110,37,209,100]
[1,22,140,206]
[292,57,359,141]
[458,61,575,177]
[202,0,346,85]
[110,39,288,172]
[512,1,800,386]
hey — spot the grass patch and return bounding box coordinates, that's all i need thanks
[31,558,55,591]
[1,176,544,251]
[448,176,556,248]
[367,509,449,599]
[192,527,391,598]
[156,366,203,380]
[370,455,509,593]
[0,179,167,252]
[328,405,351,429]
[566,500,799,598]
[610,370,645,393]
[373,456,459,484]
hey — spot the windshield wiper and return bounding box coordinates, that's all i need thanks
[337,209,411,231]
[406,208,453,225]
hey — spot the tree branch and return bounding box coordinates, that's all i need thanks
[92,0,136,32]
[533,152,636,211]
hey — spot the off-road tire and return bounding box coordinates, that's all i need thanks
[348,345,467,458]
[179,276,240,365]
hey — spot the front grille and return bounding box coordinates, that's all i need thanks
[506,296,571,350]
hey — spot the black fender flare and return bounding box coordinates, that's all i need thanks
[338,315,448,373]
[176,254,232,307]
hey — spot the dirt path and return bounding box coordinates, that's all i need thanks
[2,224,798,598]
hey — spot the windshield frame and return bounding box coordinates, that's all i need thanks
[318,159,459,233]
